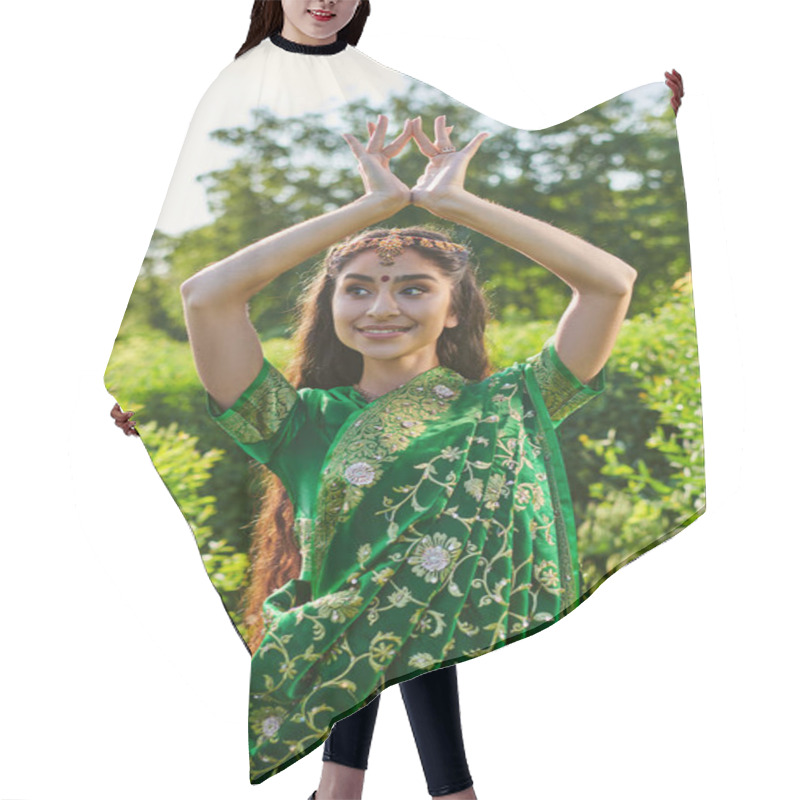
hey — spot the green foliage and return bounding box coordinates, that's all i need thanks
[136,419,249,619]
[106,337,294,629]
[574,274,705,594]
[114,83,685,344]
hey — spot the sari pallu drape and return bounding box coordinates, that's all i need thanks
[209,336,605,781]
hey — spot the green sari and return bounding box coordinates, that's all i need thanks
[208,335,605,783]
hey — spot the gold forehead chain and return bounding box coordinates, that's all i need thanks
[332,234,469,266]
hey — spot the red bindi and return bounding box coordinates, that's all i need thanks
[380,275,391,282]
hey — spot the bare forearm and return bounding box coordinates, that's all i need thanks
[436,192,637,295]
[181,194,395,308]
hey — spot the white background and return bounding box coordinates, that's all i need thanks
[2,1,797,798]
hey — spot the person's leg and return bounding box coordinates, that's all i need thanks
[400,665,476,799]
[315,694,382,800]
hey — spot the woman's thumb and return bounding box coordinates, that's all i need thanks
[464,132,490,156]
[342,133,362,155]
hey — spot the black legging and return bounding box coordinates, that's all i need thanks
[323,664,474,797]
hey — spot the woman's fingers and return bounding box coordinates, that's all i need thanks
[361,116,384,152]
[342,131,367,160]
[412,115,489,159]
[433,115,454,152]
[462,131,491,158]
[664,69,683,95]
[410,117,440,158]
[358,117,413,160]
[111,403,133,423]
[356,114,487,165]
[110,403,139,436]
[382,119,413,159]
[366,114,390,151]
[664,69,684,115]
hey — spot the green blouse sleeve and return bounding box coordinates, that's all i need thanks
[524,335,606,428]
[205,357,303,464]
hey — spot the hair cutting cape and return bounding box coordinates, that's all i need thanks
[104,33,705,784]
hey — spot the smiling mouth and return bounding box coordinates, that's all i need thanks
[308,9,335,21]
[357,326,413,335]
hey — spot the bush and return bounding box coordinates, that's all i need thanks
[575,273,705,595]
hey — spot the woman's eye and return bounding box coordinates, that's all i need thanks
[345,286,426,297]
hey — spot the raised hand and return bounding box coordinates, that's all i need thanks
[342,114,415,215]
[409,115,490,217]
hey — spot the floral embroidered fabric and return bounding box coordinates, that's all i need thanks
[207,335,605,781]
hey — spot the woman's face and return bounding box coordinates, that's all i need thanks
[332,249,459,368]
[280,0,361,46]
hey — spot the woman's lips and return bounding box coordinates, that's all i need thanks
[308,9,335,21]
[357,326,412,339]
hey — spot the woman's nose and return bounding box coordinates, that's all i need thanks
[367,290,400,317]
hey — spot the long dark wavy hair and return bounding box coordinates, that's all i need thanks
[236,0,372,59]
[240,225,495,653]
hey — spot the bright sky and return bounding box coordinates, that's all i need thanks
[153,48,668,238]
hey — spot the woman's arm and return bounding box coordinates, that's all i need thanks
[181,115,413,411]
[410,116,636,385]
[436,192,635,385]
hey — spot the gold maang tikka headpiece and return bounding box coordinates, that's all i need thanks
[330,233,470,267]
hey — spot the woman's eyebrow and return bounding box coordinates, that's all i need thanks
[342,273,439,283]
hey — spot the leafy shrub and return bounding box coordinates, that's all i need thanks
[575,274,705,594]
[135,419,249,623]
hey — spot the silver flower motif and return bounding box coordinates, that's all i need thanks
[421,546,450,572]
[261,715,283,737]
[433,384,455,399]
[408,532,461,583]
[344,461,376,486]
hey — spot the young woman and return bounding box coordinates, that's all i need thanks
[182,78,635,800]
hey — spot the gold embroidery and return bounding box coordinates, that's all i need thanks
[527,336,601,423]
[406,532,463,584]
[210,362,298,445]
[314,368,465,586]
